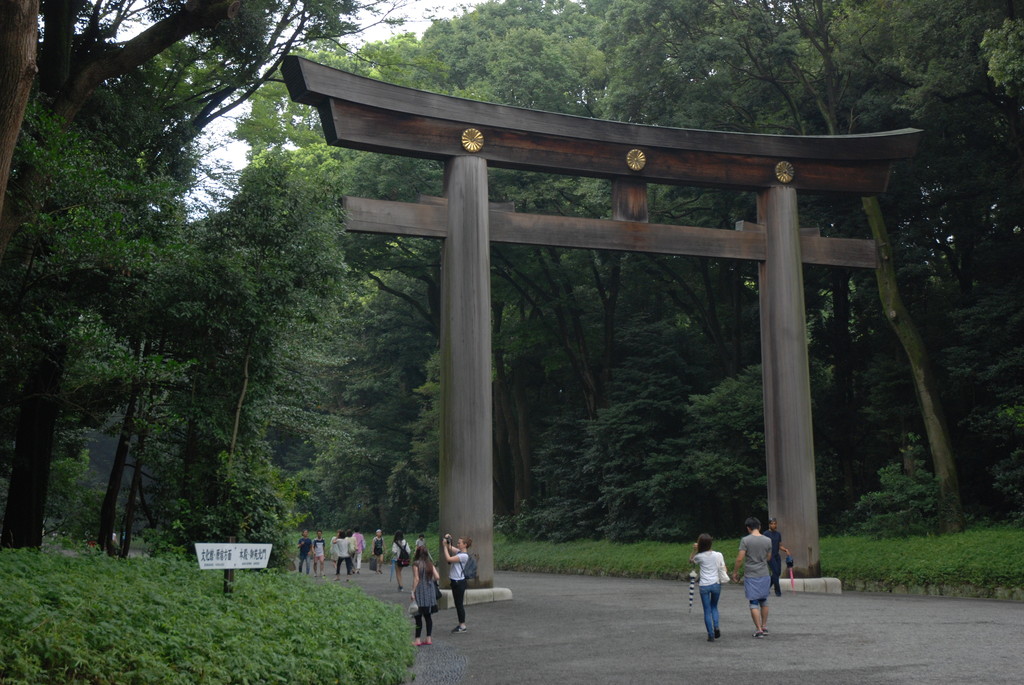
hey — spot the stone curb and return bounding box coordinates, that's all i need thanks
[436,587,513,609]
[785,576,842,594]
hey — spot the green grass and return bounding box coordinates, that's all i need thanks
[0,549,413,684]
[494,527,1024,599]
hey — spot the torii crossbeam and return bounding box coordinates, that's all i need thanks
[283,55,920,582]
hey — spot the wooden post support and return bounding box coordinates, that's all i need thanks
[758,187,821,578]
[224,536,236,594]
[439,156,493,588]
[612,178,649,223]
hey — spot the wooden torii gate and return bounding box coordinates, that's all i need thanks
[283,56,920,583]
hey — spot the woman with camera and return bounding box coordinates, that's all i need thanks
[441,533,472,633]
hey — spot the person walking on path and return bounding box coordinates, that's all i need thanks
[442,533,472,634]
[330,529,351,579]
[297,530,313,575]
[690,533,727,642]
[764,518,790,597]
[352,528,366,574]
[342,529,356,575]
[731,516,773,638]
[393,531,412,591]
[311,530,327,578]
[372,529,385,574]
[410,546,440,646]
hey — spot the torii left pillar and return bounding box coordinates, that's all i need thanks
[439,156,495,587]
[759,185,820,577]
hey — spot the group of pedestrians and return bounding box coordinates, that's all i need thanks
[307,520,789,646]
[299,526,475,647]
[296,528,367,578]
[689,516,790,642]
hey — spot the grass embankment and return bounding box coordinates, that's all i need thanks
[495,527,1024,600]
[0,549,413,685]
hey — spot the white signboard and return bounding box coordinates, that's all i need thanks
[195,542,272,570]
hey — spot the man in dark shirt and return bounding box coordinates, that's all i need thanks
[297,529,313,574]
[764,518,790,597]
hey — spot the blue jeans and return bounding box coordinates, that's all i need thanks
[699,583,721,638]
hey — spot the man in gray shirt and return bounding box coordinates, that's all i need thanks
[731,516,773,638]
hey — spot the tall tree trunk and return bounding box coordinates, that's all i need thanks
[229,341,252,456]
[510,363,532,512]
[493,347,534,516]
[119,454,144,559]
[1,344,66,548]
[829,269,859,506]
[863,196,965,532]
[0,0,39,262]
[98,387,139,555]
[492,366,516,517]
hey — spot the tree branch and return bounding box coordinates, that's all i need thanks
[52,0,242,126]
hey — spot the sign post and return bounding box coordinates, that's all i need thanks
[195,539,272,594]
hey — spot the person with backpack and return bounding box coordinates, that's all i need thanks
[442,533,474,633]
[372,529,385,574]
[392,531,412,591]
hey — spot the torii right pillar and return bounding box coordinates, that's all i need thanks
[758,185,821,578]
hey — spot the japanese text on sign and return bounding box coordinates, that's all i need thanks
[195,543,272,570]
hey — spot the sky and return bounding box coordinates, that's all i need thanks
[196,0,484,204]
[359,0,482,43]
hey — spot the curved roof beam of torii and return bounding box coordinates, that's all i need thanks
[282,55,920,195]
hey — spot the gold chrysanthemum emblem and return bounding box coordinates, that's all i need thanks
[626,148,647,171]
[461,128,484,152]
[775,161,795,184]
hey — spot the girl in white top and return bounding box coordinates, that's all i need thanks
[689,533,727,641]
[392,531,411,591]
[442,533,472,633]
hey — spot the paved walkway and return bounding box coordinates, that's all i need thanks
[332,568,1021,684]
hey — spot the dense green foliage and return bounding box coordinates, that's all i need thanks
[2,0,1023,568]
[0,549,412,684]
[265,0,1024,541]
[494,528,1024,598]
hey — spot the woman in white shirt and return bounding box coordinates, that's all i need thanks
[442,533,471,633]
[689,533,728,642]
[330,530,350,578]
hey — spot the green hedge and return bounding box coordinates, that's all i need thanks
[0,549,413,684]
[819,528,1024,590]
[495,527,1024,598]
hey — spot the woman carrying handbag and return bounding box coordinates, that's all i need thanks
[410,546,440,646]
[689,533,728,642]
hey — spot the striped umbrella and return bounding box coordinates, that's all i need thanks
[688,569,697,613]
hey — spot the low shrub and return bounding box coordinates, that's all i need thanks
[0,549,413,684]
[819,527,1024,590]
[496,527,1024,596]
